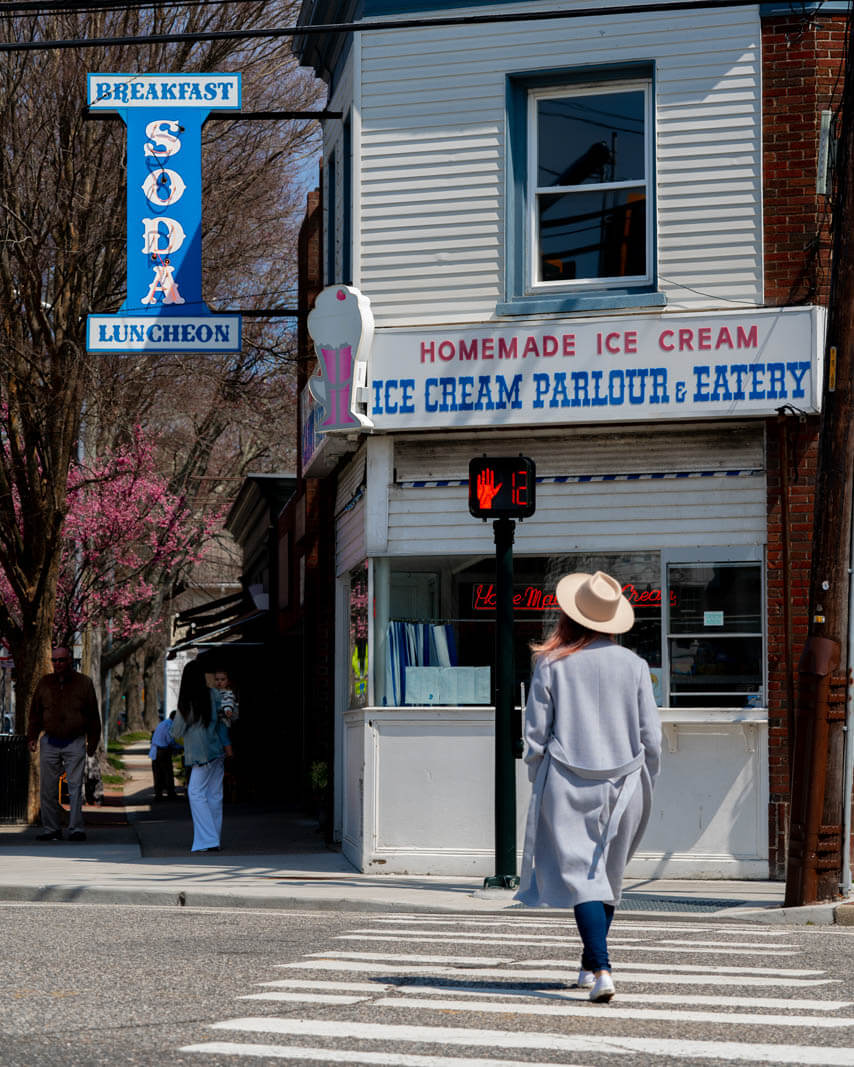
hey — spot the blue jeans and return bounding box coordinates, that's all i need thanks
[574,900,615,972]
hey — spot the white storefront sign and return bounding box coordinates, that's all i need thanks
[365,306,825,430]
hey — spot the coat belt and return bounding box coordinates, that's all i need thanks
[518,741,645,900]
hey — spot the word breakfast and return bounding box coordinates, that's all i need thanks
[91,79,236,105]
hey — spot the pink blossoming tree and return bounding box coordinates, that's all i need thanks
[55,427,219,646]
[0,425,219,658]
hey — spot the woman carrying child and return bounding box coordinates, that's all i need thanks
[172,660,232,854]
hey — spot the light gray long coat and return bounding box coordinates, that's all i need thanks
[515,637,662,908]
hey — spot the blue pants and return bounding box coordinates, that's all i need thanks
[574,900,615,972]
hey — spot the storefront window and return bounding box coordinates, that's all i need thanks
[374,552,763,710]
[667,562,763,708]
[349,562,369,708]
[378,552,664,706]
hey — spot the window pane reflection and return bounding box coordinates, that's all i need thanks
[669,636,763,707]
[669,564,761,634]
[538,188,646,281]
[537,91,646,187]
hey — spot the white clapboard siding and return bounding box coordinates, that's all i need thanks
[354,3,762,325]
[387,476,766,556]
[336,449,367,577]
[386,423,765,556]
[394,422,764,481]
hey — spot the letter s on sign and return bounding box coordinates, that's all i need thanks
[143,120,183,159]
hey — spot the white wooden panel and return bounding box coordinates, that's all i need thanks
[387,425,765,554]
[394,423,764,481]
[631,721,769,878]
[342,706,767,877]
[337,498,366,576]
[387,477,766,556]
[354,5,762,325]
[341,714,365,868]
[335,449,367,577]
[324,60,353,287]
[335,448,366,512]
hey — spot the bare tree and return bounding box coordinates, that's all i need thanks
[0,3,322,811]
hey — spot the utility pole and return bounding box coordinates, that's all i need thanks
[785,7,854,907]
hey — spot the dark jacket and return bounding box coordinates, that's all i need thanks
[27,671,101,755]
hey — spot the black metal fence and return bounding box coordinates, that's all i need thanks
[0,734,29,823]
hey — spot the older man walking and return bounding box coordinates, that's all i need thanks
[27,647,101,841]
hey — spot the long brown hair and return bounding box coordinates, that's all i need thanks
[531,612,602,662]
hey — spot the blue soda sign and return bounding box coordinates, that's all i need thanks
[86,73,242,353]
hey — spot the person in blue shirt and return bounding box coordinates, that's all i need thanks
[148,710,180,800]
[172,661,232,853]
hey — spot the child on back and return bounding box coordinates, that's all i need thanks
[212,670,239,726]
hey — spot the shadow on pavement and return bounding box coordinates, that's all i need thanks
[0,742,332,860]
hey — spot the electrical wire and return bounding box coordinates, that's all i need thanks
[0,0,263,11]
[0,0,790,53]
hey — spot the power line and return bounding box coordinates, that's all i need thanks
[0,0,262,10]
[0,0,803,54]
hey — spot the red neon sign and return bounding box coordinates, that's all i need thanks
[471,582,675,612]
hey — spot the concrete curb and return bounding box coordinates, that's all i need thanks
[0,882,519,914]
[0,878,834,921]
[713,901,839,925]
[834,900,854,926]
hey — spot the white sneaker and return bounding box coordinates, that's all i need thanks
[576,968,595,989]
[589,971,615,1003]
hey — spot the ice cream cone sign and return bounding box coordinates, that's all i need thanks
[307,285,374,432]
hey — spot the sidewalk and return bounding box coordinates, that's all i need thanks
[0,742,849,924]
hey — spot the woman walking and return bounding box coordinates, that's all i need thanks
[516,571,661,1003]
[172,660,232,853]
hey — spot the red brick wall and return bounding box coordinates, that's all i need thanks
[762,13,845,307]
[762,11,843,879]
[765,415,820,878]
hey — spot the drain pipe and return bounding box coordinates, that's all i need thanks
[844,495,854,898]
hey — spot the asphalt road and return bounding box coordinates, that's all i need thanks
[1,902,853,1066]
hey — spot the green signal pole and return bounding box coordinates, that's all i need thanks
[484,516,521,889]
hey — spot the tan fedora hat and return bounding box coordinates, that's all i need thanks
[555,571,634,634]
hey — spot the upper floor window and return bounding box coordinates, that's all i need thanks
[531,82,651,290]
[501,65,663,317]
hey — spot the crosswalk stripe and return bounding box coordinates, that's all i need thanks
[515,958,819,977]
[370,994,854,1028]
[257,978,852,1011]
[313,950,822,976]
[335,932,795,956]
[179,1042,586,1066]
[360,930,800,951]
[657,939,797,949]
[259,979,390,993]
[239,991,367,1005]
[209,1018,854,1064]
[367,916,793,936]
[283,958,835,987]
[313,950,513,965]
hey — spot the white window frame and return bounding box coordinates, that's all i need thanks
[660,546,766,711]
[527,79,654,292]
